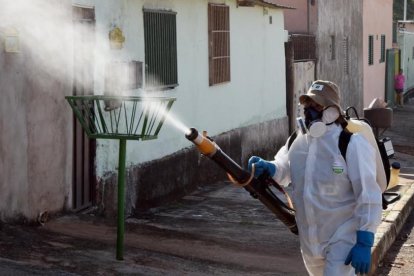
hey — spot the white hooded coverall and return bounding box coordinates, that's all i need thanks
[272,124,382,276]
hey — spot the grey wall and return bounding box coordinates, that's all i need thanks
[317,0,364,114]
[0,0,73,222]
[97,117,289,218]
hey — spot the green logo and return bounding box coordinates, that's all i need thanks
[332,165,344,174]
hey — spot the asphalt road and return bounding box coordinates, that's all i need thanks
[0,182,307,275]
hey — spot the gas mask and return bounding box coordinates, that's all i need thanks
[297,106,340,137]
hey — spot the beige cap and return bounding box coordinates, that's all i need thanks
[299,80,342,112]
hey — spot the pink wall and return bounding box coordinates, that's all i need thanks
[271,0,317,33]
[363,0,393,107]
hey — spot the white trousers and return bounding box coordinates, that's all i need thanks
[302,240,356,276]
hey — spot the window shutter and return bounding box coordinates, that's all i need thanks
[143,10,178,90]
[380,35,385,63]
[329,35,336,60]
[343,37,349,74]
[368,35,374,65]
[208,4,230,86]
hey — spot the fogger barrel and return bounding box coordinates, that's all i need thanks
[185,128,298,235]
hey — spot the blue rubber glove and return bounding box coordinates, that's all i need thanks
[247,156,277,178]
[344,230,374,275]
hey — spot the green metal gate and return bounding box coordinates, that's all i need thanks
[385,48,400,107]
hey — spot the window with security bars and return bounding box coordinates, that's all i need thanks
[380,35,385,63]
[208,3,230,86]
[143,10,178,90]
[343,37,349,75]
[291,34,316,61]
[368,35,374,65]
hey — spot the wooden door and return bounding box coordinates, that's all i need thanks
[72,6,96,210]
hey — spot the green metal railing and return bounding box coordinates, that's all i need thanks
[66,95,176,260]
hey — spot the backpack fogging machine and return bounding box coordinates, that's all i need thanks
[185,127,298,235]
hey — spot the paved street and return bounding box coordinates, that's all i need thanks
[0,182,305,275]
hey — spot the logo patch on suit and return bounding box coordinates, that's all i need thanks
[332,161,344,174]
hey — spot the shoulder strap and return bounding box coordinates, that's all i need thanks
[288,129,352,160]
[339,130,352,161]
[287,131,298,150]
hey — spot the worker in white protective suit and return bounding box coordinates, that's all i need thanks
[248,80,383,276]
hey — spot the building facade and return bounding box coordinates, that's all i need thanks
[0,0,290,221]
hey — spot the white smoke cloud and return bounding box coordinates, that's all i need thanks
[0,0,74,84]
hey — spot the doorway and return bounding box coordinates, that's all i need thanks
[72,6,96,210]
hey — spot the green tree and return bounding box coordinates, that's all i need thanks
[394,0,414,21]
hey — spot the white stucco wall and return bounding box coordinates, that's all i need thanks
[71,0,287,177]
[363,0,393,107]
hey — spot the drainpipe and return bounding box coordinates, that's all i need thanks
[401,32,405,78]
[404,0,407,21]
[307,0,310,34]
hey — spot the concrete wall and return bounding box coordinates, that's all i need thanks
[0,0,73,221]
[317,0,364,113]
[363,0,393,107]
[293,61,315,118]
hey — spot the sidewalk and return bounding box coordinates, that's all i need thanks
[370,102,414,275]
[0,103,414,275]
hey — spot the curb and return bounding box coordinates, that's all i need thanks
[370,184,414,275]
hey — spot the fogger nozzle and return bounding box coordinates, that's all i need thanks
[185,127,298,235]
[185,127,217,156]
